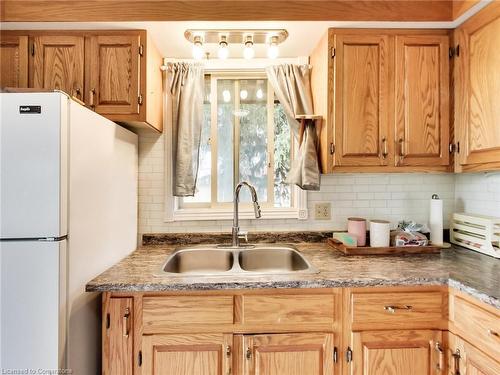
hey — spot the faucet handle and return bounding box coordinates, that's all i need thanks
[238,231,249,243]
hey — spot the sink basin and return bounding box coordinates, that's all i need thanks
[160,244,318,276]
[162,248,233,274]
[239,247,310,272]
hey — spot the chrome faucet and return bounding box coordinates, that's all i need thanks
[232,181,261,247]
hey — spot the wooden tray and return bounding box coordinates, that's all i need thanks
[327,238,446,255]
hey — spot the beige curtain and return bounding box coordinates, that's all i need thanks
[266,64,320,190]
[168,63,205,196]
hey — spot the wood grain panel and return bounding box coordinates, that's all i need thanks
[243,333,334,375]
[351,291,446,330]
[142,333,232,375]
[0,1,454,22]
[395,35,449,167]
[241,294,334,328]
[334,34,390,167]
[455,2,500,170]
[464,339,500,375]
[453,296,500,361]
[142,296,233,333]
[103,296,133,375]
[32,35,84,99]
[351,330,443,375]
[88,34,140,115]
[452,0,482,20]
[0,35,28,89]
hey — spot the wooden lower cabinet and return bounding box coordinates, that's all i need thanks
[242,333,335,375]
[447,333,500,375]
[141,333,232,375]
[350,330,444,375]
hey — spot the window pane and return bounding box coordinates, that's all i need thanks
[274,101,291,207]
[239,79,268,203]
[183,76,211,203]
[217,79,235,202]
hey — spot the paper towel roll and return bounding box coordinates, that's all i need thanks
[429,194,443,245]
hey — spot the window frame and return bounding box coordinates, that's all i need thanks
[164,69,308,222]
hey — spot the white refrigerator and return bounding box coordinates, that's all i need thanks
[0,92,138,374]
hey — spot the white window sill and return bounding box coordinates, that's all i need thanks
[169,207,308,222]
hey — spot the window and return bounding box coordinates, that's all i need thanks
[181,73,293,209]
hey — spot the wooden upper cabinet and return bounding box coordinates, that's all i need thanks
[395,35,449,167]
[242,333,334,375]
[0,35,28,89]
[32,35,85,101]
[142,333,232,375]
[351,330,443,375]
[88,34,140,115]
[454,2,500,171]
[334,34,390,167]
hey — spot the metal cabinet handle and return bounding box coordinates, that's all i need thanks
[488,329,499,338]
[384,305,412,314]
[381,137,388,159]
[435,342,443,371]
[398,138,405,159]
[452,349,461,375]
[122,307,130,337]
[226,345,231,357]
[246,348,252,359]
[89,88,96,108]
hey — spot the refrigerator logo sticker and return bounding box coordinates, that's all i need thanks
[19,105,41,114]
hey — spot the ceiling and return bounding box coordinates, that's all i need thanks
[1,20,465,59]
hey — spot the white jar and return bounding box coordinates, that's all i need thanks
[369,220,391,247]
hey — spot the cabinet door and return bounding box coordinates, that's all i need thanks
[455,2,500,169]
[334,34,390,167]
[32,35,84,100]
[141,333,232,375]
[395,35,449,167]
[243,332,334,375]
[351,330,443,375]
[0,35,28,89]
[103,297,133,375]
[447,333,500,375]
[88,34,140,115]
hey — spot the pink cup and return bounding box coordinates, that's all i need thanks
[347,217,367,246]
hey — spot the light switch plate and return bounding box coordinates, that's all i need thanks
[314,202,331,220]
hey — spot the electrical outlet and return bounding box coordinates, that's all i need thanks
[314,202,331,220]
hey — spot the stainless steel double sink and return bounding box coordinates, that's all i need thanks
[160,244,318,276]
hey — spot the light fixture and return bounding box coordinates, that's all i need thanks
[267,35,279,59]
[243,35,255,60]
[256,88,264,100]
[240,89,248,100]
[217,35,229,59]
[222,89,231,103]
[192,35,204,60]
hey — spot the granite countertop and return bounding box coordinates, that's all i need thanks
[86,236,500,310]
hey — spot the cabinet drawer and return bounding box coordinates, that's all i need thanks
[454,297,500,360]
[351,291,445,329]
[142,296,233,333]
[241,294,335,328]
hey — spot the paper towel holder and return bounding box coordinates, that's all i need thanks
[432,194,440,199]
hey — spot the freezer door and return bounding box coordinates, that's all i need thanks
[0,92,68,239]
[0,239,67,371]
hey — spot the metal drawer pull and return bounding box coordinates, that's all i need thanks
[452,349,461,375]
[246,348,252,359]
[123,307,130,337]
[384,305,412,314]
[488,329,499,337]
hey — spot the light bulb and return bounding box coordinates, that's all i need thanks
[218,37,229,59]
[243,36,255,60]
[222,89,231,103]
[240,89,248,100]
[192,37,204,60]
[256,88,263,99]
[267,36,279,59]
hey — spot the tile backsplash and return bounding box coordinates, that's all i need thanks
[138,129,460,236]
[455,173,500,217]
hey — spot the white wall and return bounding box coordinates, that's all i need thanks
[138,128,456,235]
[455,173,500,217]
